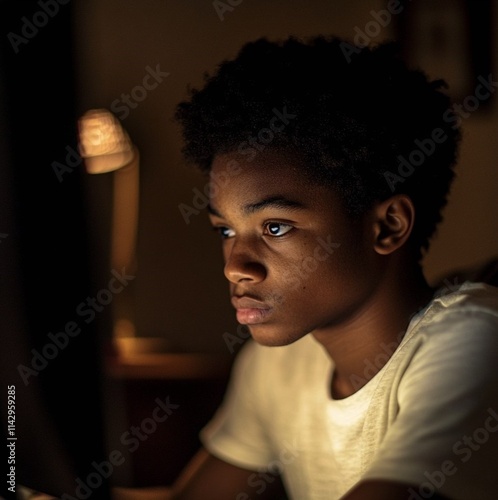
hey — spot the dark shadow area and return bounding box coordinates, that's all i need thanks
[0,1,110,497]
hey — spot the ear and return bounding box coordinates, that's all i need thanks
[372,195,415,255]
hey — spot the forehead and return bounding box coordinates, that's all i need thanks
[209,150,320,207]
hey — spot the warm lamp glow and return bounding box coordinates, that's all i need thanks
[78,108,140,342]
[78,109,135,174]
[77,108,140,271]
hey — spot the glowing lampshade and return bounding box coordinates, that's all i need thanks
[78,109,136,174]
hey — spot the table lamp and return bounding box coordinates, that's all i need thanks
[77,108,139,341]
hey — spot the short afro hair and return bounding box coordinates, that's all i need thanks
[175,35,461,259]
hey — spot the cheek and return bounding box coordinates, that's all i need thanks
[275,250,341,300]
[283,242,371,301]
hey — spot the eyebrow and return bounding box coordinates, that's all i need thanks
[208,196,306,218]
[243,196,306,214]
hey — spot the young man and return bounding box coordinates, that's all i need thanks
[167,36,498,499]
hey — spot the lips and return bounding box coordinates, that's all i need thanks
[231,295,273,325]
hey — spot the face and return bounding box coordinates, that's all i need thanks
[208,150,382,347]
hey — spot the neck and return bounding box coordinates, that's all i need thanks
[312,259,434,399]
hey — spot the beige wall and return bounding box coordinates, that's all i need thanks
[74,0,498,353]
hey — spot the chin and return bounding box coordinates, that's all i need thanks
[247,323,307,347]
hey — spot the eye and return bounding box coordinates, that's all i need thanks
[213,226,236,239]
[263,222,293,237]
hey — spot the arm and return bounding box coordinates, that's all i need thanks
[170,447,287,500]
[341,480,450,500]
[168,342,287,499]
[113,342,287,500]
[112,448,286,500]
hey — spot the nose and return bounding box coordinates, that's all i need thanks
[223,238,266,284]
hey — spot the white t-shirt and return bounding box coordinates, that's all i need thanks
[200,282,498,499]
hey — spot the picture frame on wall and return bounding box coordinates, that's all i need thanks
[394,0,494,110]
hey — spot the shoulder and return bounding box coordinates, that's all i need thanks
[363,284,498,498]
[395,282,498,404]
[426,281,498,320]
[409,281,498,351]
[404,281,498,349]
[369,281,498,418]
